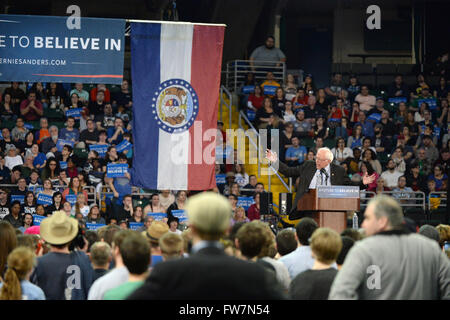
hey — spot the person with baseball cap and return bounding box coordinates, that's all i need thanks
[30,211,93,300]
[128,192,286,300]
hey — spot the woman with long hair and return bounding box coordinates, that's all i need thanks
[86,204,105,224]
[71,193,89,218]
[233,163,249,188]
[0,221,17,278]
[22,191,36,215]
[394,102,408,125]
[129,206,144,223]
[255,97,279,129]
[357,161,379,191]
[40,158,60,183]
[332,137,353,165]
[247,192,261,221]
[247,85,264,111]
[46,191,63,215]
[41,179,55,197]
[144,193,166,214]
[62,176,88,202]
[361,149,382,175]
[0,247,45,300]
[313,116,329,139]
[284,74,298,101]
[0,93,16,121]
[22,131,35,155]
[272,87,287,112]
[315,88,329,110]
[167,190,187,218]
[35,204,45,216]
[405,111,419,136]
[281,100,296,124]
[347,124,363,149]
[230,207,249,226]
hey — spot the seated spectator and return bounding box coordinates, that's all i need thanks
[231,206,250,226]
[143,193,166,214]
[89,242,112,282]
[62,176,88,202]
[3,200,23,228]
[260,72,281,98]
[347,124,363,149]
[293,110,312,137]
[255,97,280,129]
[249,36,286,70]
[272,87,287,112]
[233,163,249,188]
[40,157,60,183]
[428,165,448,191]
[312,116,329,139]
[25,143,46,170]
[104,234,150,300]
[90,84,111,104]
[367,97,387,118]
[309,136,324,155]
[70,83,89,106]
[290,228,342,300]
[415,147,434,176]
[34,117,50,146]
[328,98,349,121]
[166,190,187,220]
[391,147,406,174]
[247,85,264,111]
[417,135,439,164]
[11,117,29,142]
[346,75,361,101]
[361,149,382,175]
[112,80,133,112]
[40,126,59,157]
[413,87,437,110]
[65,92,83,113]
[406,161,427,191]
[281,100,296,124]
[0,188,11,219]
[158,190,175,212]
[5,145,23,171]
[356,161,379,191]
[47,192,64,215]
[284,74,298,101]
[11,177,28,198]
[0,92,16,121]
[303,95,327,122]
[325,73,344,98]
[360,137,377,156]
[19,91,43,121]
[95,103,115,132]
[387,74,409,98]
[59,117,80,146]
[4,81,26,112]
[242,175,258,196]
[394,102,408,125]
[71,193,90,218]
[65,157,78,179]
[380,159,404,189]
[247,192,261,221]
[355,85,376,111]
[129,206,144,223]
[41,179,55,199]
[336,236,355,269]
[107,117,127,145]
[285,136,307,166]
[46,82,66,111]
[275,228,297,257]
[379,110,396,139]
[167,216,182,235]
[416,124,438,148]
[21,154,36,178]
[354,111,374,137]
[329,195,449,299]
[279,122,297,163]
[332,137,353,165]
[392,176,414,204]
[22,191,37,215]
[291,88,309,110]
[0,247,45,300]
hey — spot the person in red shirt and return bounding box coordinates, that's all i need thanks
[90,84,111,103]
[291,88,309,110]
[20,91,43,121]
[329,98,350,120]
[247,192,261,221]
[247,85,264,111]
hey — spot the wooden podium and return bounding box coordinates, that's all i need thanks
[297,186,360,233]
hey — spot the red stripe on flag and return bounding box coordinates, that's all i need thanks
[188,25,225,190]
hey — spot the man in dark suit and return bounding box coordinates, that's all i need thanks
[266,147,376,220]
[128,192,286,300]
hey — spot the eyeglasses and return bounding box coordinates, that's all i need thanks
[316,158,329,162]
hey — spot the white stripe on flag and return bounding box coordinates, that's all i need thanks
[157,23,193,190]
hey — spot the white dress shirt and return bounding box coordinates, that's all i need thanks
[309,164,331,189]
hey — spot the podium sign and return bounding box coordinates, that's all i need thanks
[317,186,360,199]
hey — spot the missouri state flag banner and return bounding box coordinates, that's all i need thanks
[130,22,225,190]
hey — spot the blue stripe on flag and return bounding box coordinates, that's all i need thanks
[130,22,161,189]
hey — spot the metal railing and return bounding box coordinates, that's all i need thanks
[219,85,233,130]
[428,192,447,210]
[225,60,286,93]
[359,190,427,211]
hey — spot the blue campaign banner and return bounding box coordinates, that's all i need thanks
[434,127,441,138]
[147,212,166,221]
[32,214,46,226]
[36,193,53,205]
[0,14,125,84]
[317,186,360,199]
[172,209,188,222]
[65,108,82,119]
[86,223,106,231]
[89,144,108,157]
[237,196,255,210]
[242,85,255,94]
[29,186,43,194]
[0,131,3,139]
[56,139,74,152]
[247,110,256,121]
[263,85,277,96]
[11,195,25,204]
[116,139,132,153]
[417,98,437,110]
[367,113,381,122]
[60,161,67,169]
[329,118,341,122]
[388,97,407,104]
[65,194,77,205]
[216,174,226,185]
[129,222,144,231]
[106,163,128,178]
[24,123,34,130]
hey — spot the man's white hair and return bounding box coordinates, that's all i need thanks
[317,147,334,162]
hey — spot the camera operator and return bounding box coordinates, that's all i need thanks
[30,210,94,300]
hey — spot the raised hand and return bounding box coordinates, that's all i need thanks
[362,172,376,185]
[265,149,278,163]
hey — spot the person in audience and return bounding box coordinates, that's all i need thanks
[355,85,376,111]
[336,236,355,269]
[166,190,187,219]
[361,149,382,175]
[5,145,23,171]
[255,97,280,129]
[144,193,166,214]
[392,176,414,204]
[59,117,80,146]
[70,83,89,106]
[3,201,23,229]
[416,147,434,176]
[233,163,249,188]
[0,92,16,121]
[285,136,307,167]
[230,206,250,226]
[89,241,112,282]
[380,159,403,189]
[347,124,364,149]
[284,74,298,101]
[47,192,63,215]
[0,247,45,300]
[329,195,450,299]
[80,119,99,148]
[325,73,344,98]
[104,233,150,300]
[95,103,115,131]
[247,192,261,221]
[428,165,448,191]
[247,85,264,111]
[293,110,312,137]
[129,206,144,223]
[292,88,309,109]
[249,36,286,70]
[275,228,297,257]
[20,91,43,121]
[167,216,182,235]
[290,228,342,300]
[11,117,29,142]
[41,126,59,157]
[46,83,65,111]
[387,74,410,98]
[40,157,60,183]
[159,232,184,261]
[332,137,353,165]
[347,75,361,101]
[22,191,36,215]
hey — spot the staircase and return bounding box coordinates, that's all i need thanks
[219,89,300,227]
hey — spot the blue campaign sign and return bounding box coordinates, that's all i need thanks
[0,14,125,84]
[367,113,381,122]
[388,97,407,104]
[216,174,226,185]
[89,144,108,157]
[247,110,256,121]
[106,163,128,178]
[317,186,360,199]
[129,222,144,231]
[147,212,167,221]
[116,139,132,153]
[65,194,77,205]
[32,214,46,226]
[237,196,255,210]
[24,123,34,130]
[65,108,82,119]
[329,118,341,122]
[29,186,43,194]
[434,127,441,138]
[242,85,255,94]
[172,209,188,222]
[11,195,25,204]
[263,85,277,96]
[418,98,437,110]
[86,223,106,231]
[36,193,53,205]
[56,139,74,152]
[60,161,67,169]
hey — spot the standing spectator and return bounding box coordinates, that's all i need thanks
[336,236,355,269]
[325,73,344,98]
[19,91,43,121]
[89,242,112,282]
[275,228,297,257]
[112,80,133,111]
[247,192,261,221]
[159,232,184,261]
[355,85,376,111]
[88,230,133,300]
[380,159,403,189]
[0,247,45,300]
[142,221,169,267]
[387,74,409,98]
[279,218,320,280]
[290,228,342,300]
[249,36,286,69]
[104,234,150,300]
[31,211,93,300]
[329,195,450,299]
[129,192,286,300]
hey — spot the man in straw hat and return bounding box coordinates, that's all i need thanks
[142,220,169,267]
[30,211,94,300]
[128,192,286,300]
